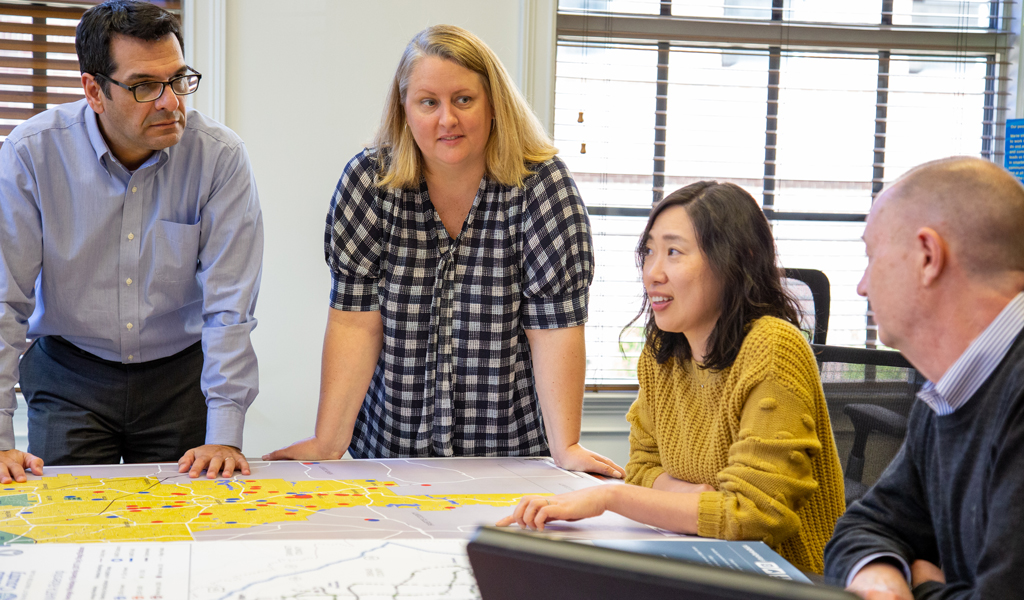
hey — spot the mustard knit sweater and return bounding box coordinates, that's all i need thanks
[625,316,845,574]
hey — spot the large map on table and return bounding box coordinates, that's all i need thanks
[0,458,684,599]
[0,457,661,544]
[0,539,481,600]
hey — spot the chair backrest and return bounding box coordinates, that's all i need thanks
[784,268,830,345]
[811,344,925,506]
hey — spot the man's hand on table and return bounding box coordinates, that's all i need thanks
[0,449,42,484]
[911,559,944,588]
[178,444,250,478]
[847,562,914,600]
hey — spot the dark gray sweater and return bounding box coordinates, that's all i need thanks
[824,331,1024,599]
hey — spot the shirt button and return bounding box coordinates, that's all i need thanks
[128,233,135,240]
[126,323,133,330]
[127,355,133,361]
[126,278,132,286]
[132,186,137,193]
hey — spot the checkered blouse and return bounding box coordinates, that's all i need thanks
[326,148,594,458]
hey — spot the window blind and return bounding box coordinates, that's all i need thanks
[0,0,180,148]
[559,0,1017,386]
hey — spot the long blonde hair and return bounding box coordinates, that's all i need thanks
[374,24,557,190]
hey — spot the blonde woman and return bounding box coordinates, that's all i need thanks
[266,25,623,477]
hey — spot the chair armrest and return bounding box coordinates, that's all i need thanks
[842,403,908,489]
[843,404,908,438]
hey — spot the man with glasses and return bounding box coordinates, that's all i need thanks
[0,0,263,481]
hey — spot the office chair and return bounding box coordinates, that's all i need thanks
[812,344,925,507]
[784,268,830,345]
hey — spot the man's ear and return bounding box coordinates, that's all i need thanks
[916,226,947,287]
[82,73,106,115]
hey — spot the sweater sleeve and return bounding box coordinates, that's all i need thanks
[625,386,666,488]
[696,377,821,547]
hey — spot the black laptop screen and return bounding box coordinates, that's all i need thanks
[467,527,858,600]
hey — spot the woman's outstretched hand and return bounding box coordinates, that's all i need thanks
[496,486,612,531]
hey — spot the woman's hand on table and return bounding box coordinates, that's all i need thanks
[552,443,625,478]
[262,436,346,461]
[496,486,612,531]
[652,472,714,494]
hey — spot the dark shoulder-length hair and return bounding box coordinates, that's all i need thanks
[624,181,801,370]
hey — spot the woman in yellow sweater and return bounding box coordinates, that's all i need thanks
[498,181,845,574]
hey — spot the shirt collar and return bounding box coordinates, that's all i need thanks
[84,107,171,174]
[84,106,110,164]
[918,291,1024,415]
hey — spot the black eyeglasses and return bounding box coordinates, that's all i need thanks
[94,68,202,103]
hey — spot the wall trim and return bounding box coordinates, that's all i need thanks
[519,0,558,137]
[182,0,226,124]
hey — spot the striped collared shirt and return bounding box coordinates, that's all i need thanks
[917,291,1024,416]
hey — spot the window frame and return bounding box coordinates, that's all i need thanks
[0,0,184,148]
[555,1,1018,389]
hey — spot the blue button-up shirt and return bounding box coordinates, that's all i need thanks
[0,99,263,451]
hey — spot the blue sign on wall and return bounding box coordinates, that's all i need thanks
[1005,119,1024,183]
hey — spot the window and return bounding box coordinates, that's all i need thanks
[557,0,1016,386]
[0,0,181,149]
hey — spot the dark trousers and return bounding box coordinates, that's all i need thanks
[19,336,207,465]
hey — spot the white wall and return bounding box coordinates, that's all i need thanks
[223,0,537,456]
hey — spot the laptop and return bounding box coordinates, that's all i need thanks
[467,527,859,600]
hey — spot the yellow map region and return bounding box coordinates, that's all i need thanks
[0,474,534,544]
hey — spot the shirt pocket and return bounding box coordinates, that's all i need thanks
[152,219,201,282]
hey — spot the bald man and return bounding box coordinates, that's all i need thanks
[824,156,1024,599]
